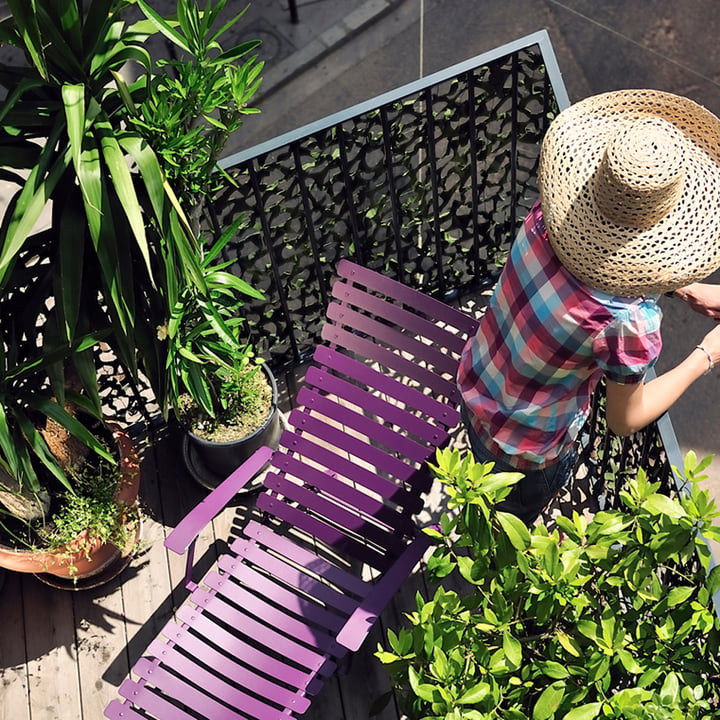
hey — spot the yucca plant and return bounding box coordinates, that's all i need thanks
[0,0,220,531]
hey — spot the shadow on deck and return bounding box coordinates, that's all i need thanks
[0,362,462,720]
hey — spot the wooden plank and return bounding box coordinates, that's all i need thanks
[23,578,82,719]
[336,620,400,720]
[108,426,177,706]
[0,571,30,720]
[74,576,130,718]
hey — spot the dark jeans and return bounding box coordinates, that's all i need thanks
[461,406,577,525]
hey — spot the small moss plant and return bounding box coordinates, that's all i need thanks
[39,455,133,563]
[377,448,720,720]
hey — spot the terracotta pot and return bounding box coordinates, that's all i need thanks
[0,422,140,582]
[182,363,282,491]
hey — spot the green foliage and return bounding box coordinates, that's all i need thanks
[164,217,265,421]
[121,0,263,202]
[0,0,210,505]
[377,447,720,719]
[114,0,267,424]
[0,0,202,370]
[39,452,126,554]
[0,0,265,514]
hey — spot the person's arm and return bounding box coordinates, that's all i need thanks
[605,324,720,436]
[674,283,720,319]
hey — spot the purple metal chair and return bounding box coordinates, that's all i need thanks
[104,260,479,720]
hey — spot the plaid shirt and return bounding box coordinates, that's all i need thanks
[458,201,662,469]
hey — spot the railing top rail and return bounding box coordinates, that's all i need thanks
[219,29,570,169]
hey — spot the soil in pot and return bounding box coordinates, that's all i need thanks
[178,363,282,490]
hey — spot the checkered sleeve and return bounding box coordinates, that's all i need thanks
[592,301,663,384]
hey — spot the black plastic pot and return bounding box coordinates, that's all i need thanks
[181,363,283,492]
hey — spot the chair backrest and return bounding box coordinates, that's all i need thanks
[257,260,479,571]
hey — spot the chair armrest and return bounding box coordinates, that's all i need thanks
[165,445,275,555]
[336,532,433,652]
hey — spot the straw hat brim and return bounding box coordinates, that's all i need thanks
[538,89,720,296]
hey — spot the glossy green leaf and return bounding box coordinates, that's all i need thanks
[641,493,687,519]
[134,0,192,53]
[532,681,565,720]
[502,631,522,669]
[6,0,47,79]
[497,510,531,550]
[563,702,603,720]
[457,682,491,705]
[0,130,68,288]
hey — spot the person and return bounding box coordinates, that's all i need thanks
[458,89,720,525]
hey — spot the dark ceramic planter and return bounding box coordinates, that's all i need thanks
[181,363,283,492]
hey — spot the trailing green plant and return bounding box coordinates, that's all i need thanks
[377,447,720,720]
[117,0,263,220]
[39,450,129,555]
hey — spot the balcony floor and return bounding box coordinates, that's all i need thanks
[0,364,457,720]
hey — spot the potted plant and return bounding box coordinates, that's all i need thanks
[164,218,282,487]
[376,447,720,719]
[116,0,281,489]
[0,349,140,584]
[0,0,223,580]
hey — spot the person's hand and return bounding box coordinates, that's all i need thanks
[698,323,720,368]
[675,283,720,319]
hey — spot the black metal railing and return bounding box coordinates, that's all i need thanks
[214,31,567,368]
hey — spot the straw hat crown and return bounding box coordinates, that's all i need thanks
[539,89,720,296]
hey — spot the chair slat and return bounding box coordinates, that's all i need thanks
[113,679,200,720]
[173,604,326,680]
[128,657,268,720]
[256,492,393,570]
[261,471,407,558]
[287,408,421,483]
[193,581,343,660]
[302,362,448,445]
[278,431,424,511]
[266,454,415,536]
[229,540,360,615]
[326,300,459,380]
[321,320,460,404]
[217,554,348,635]
[331,279,469,356]
[105,697,166,720]
[295,387,432,463]
[311,344,457,432]
[147,629,311,714]
[242,519,373,596]
[335,258,479,337]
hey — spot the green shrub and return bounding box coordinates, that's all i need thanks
[377,448,720,720]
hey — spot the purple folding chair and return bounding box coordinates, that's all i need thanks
[104,260,479,720]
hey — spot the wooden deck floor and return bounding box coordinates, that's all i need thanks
[0,366,451,720]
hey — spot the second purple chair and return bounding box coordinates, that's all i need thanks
[104,259,479,720]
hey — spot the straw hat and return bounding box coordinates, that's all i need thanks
[538,89,720,296]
